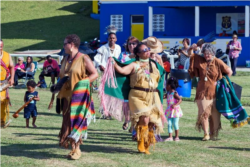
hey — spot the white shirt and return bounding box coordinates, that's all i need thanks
[94,43,121,68]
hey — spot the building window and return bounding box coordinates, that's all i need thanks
[111,15,123,32]
[153,14,165,32]
[132,16,144,23]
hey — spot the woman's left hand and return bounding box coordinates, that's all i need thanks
[8,78,14,86]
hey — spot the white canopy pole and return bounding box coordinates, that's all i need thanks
[245,6,249,37]
[195,6,200,37]
[149,6,153,36]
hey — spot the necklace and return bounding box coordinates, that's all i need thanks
[139,58,149,62]
[68,51,79,63]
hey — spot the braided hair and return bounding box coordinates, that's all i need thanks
[167,77,180,90]
[133,43,154,73]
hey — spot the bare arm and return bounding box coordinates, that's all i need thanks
[84,55,99,83]
[172,92,182,108]
[225,67,232,77]
[114,61,135,75]
[29,63,35,72]
[177,50,180,57]
[9,54,14,85]
[182,49,190,57]
[34,93,40,101]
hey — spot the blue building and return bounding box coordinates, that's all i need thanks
[99,0,250,66]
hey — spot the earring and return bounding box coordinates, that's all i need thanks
[70,48,73,52]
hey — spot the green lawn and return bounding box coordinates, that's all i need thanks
[1,72,250,167]
[1,1,99,53]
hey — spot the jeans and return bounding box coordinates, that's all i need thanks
[14,70,33,86]
[168,117,179,133]
[230,57,238,76]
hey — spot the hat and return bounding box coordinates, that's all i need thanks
[142,36,163,54]
[104,25,117,35]
[46,55,52,59]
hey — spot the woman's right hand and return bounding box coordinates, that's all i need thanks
[99,65,105,71]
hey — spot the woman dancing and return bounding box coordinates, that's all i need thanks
[57,34,98,159]
[112,43,164,154]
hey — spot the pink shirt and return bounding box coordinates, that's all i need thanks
[227,40,242,58]
[43,59,60,72]
[14,63,25,71]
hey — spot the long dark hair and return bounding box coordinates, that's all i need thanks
[25,56,33,70]
[167,77,180,90]
[133,43,154,73]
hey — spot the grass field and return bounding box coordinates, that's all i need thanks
[1,72,250,167]
[1,1,99,53]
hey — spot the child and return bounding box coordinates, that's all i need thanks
[164,77,183,141]
[24,80,40,128]
[37,75,47,88]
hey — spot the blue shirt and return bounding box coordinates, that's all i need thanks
[24,91,38,111]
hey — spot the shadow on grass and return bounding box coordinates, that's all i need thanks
[10,125,60,130]
[1,143,65,159]
[81,144,136,154]
[175,136,202,141]
[1,142,135,160]
[208,146,250,151]
[13,133,58,137]
[2,2,99,51]
[38,112,60,117]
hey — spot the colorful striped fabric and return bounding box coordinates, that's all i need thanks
[68,79,95,142]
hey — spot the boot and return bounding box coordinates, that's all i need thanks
[136,125,148,153]
[145,130,156,155]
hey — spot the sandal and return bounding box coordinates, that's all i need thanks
[122,122,129,130]
[164,137,173,141]
[174,137,180,141]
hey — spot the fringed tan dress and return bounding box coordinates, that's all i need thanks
[129,61,164,134]
[188,54,229,137]
[57,54,89,148]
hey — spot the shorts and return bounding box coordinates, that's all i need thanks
[24,108,38,119]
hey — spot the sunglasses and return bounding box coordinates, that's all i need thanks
[18,59,21,61]
[139,48,150,53]
[63,42,71,46]
[128,42,137,46]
